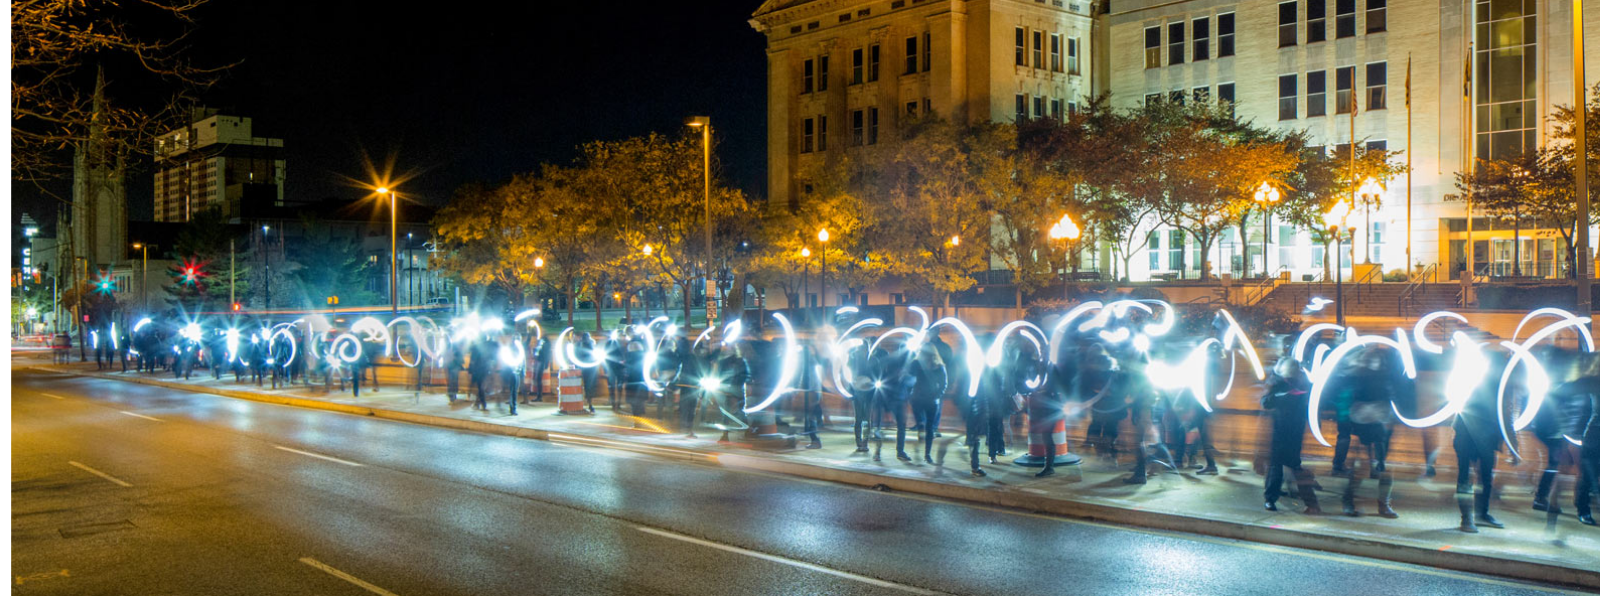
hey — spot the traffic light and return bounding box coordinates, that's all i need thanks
[182,266,199,283]
[232,302,242,312]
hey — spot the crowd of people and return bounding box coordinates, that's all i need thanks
[82,307,1598,533]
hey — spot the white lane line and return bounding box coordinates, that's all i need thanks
[119,411,163,422]
[67,461,133,488]
[634,526,942,595]
[39,392,66,400]
[298,557,400,596]
[274,446,364,467]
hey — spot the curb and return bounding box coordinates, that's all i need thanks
[42,366,1600,591]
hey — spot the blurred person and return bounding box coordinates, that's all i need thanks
[678,338,709,436]
[1454,349,1514,532]
[1336,346,1403,518]
[603,329,626,412]
[1262,356,1322,514]
[872,340,914,462]
[908,345,948,463]
[468,337,493,410]
[849,336,876,453]
[577,332,601,413]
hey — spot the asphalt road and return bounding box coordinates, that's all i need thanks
[10,367,1579,596]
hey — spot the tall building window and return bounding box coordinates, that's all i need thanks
[1193,17,1210,61]
[1218,82,1236,116]
[868,44,880,81]
[817,55,829,91]
[1168,230,1186,271]
[1218,13,1235,57]
[867,107,879,144]
[922,32,931,72]
[1016,27,1027,66]
[1149,232,1161,270]
[1279,1,1297,47]
[818,115,828,151]
[851,110,865,145]
[1336,66,1354,113]
[904,36,918,74]
[1034,96,1046,118]
[1336,0,1355,38]
[1050,34,1062,72]
[1167,22,1185,65]
[1017,94,1028,120]
[1170,89,1186,105]
[1144,26,1161,68]
[1051,98,1062,119]
[1307,0,1327,43]
[1307,71,1327,117]
[1366,0,1386,32]
[1145,93,1162,105]
[802,118,815,153]
[852,48,864,84]
[1367,61,1387,109]
[802,59,814,93]
[1279,74,1298,120]
[1068,38,1081,74]
[1033,30,1044,68]
[1193,86,1210,103]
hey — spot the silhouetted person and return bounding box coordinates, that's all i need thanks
[1262,357,1323,514]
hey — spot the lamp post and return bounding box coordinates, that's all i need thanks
[1049,213,1082,300]
[377,187,399,315]
[132,243,148,312]
[1253,182,1280,277]
[1325,200,1353,326]
[261,225,272,312]
[800,247,812,308]
[817,228,830,311]
[1356,177,1384,265]
[686,116,713,328]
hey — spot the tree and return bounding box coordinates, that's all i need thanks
[288,220,379,308]
[755,152,880,311]
[974,120,1077,307]
[164,208,247,312]
[524,168,614,328]
[432,183,545,310]
[1275,137,1404,279]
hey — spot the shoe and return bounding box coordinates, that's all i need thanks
[1579,514,1596,526]
[971,468,987,477]
[1425,465,1437,477]
[1478,513,1504,529]
[1369,467,1380,480]
[1304,506,1324,515]
[1532,500,1549,512]
[872,453,882,462]
[998,449,1009,456]
[1123,475,1147,485]
[1459,520,1479,533]
[933,431,942,438]
[925,456,935,465]
[1377,502,1399,519]
[1331,466,1349,475]
[806,442,823,449]
[854,447,869,454]
[897,451,912,461]
[1197,466,1219,476]
[1265,502,1278,512]
[988,455,998,464]
[1035,467,1056,478]
[1343,504,1362,517]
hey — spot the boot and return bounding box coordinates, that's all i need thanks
[1458,494,1478,533]
[970,446,985,477]
[1197,453,1219,475]
[1376,476,1398,519]
[1475,492,1504,528]
[1124,446,1149,484]
[1297,469,1323,515]
[1037,443,1057,477]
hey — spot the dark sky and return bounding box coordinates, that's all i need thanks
[14,0,769,225]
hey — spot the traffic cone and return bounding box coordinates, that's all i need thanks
[1013,410,1081,467]
[555,369,588,415]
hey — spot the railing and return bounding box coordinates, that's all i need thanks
[1397,263,1438,317]
[1351,265,1382,305]
[1241,266,1290,306]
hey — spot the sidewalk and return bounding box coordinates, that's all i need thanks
[31,360,1600,590]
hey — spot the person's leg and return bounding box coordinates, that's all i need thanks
[1456,447,1478,532]
[1294,465,1322,513]
[1341,459,1363,517]
[446,368,459,402]
[1265,460,1285,509]
[1576,442,1596,523]
[1476,455,1502,528]
[680,394,698,436]
[1197,417,1218,474]
[507,375,519,414]
[1534,440,1560,509]
[853,397,870,452]
[1332,420,1353,473]
[893,401,909,460]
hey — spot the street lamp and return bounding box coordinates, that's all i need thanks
[261,225,272,312]
[950,235,961,247]
[1324,200,1354,326]
[642,244,653,256]
[1253,182,1281,277]
[800,247,812,307]
[132,243,149,312]
[686,116,713,328]
[1357,177,1384,265]
[817,228,830,310]
[376,186,399,315]
[535,256,546,268]
[1049,213,1082,299]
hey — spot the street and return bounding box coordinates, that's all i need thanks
[10,367,1578,596]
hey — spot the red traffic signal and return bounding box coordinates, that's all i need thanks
[231,302,242,312]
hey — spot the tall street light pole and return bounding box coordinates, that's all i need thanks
[378,187,399,315]
[818,228,830,312]
[1575,0,1591,313]
[132,243,148,313]
[1325,200,1353,326]
[1049,213,1082,300]
[686,116,712,328]
[1253,182,1280,277]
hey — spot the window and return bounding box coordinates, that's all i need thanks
[852,48,864,84]
[841,13,851,22]
[1050,98,1062,119]
[1279,2,1297,47]
[1167,22,1185,65]
[1144,26,1161,68]
[1016,27,1027,66]
[852,110,865,145]
[802,118,815,153]
[1193,86,1210,103]
[1068,38,1081,74]
[1218,82,1235,115]
[1034,96,1046,118]
[1366,61,1387,109]
[1033,30,1044,68]
[1366,140,1387,151]
[1145,93,1162,105]
[1149,233,1162,270]
[1474,0,1537,160]
[1307,0,1327,42]
[1307,70,1327,117]
[867,107,879,144]
[1336,66,1354,113]
[905,36,918,74]
[802,59,814,93]
[857,8,870,17]
[1168,230,1186,270]
[1279,74,1298,120]
[1218,13,1235,57]
[1017,94,1028,120]
[818,55,830,91]
[1050,34,1062,72]
[923,98,932,114]
[1336,0,1355,38]
[1169,89,1186,105]
[907,101,919,116]
[1366,0,1385,32]
[818,115,828,151]
[1277,225,1297,269]
[1193,17,1210,61]
[922,32,931,72]
[1068,101,1078,115]
[868,44,880,81]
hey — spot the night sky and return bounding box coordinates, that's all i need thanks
[13,0,769,225]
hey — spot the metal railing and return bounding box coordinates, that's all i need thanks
[1397,263,1438,316]
[1241,266,1290,305]
[1351,265,1382,305]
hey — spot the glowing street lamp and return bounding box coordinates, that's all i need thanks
[1049,213,1082,299]
[817,228,830,310]
[950,235,961,247]
[376,186,399,315]
[1324,200,1355,326]
[1357,177,1384,265]
[534,257,546,268]
[1253,182,1281,276]
[642,244,654,256]
[800,247,813,308]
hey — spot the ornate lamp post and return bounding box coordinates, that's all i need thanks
[1049,213,1082,299]
[1253,182,1281,277]
[1325,200,1355,326]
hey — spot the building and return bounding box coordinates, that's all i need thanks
[751,0,1095,211]
[1102,0,1599,281]
[153,109,285,223]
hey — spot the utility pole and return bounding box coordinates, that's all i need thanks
[1577,0,1591,313]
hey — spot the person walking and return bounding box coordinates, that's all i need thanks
[1336,347,1402,518]
[603,330,626,412]
[577,332,600,413]
[1262,356,1323,514]
[678,338,709,436]
[799,342,826,449]
[468,338,492,411]
[908,345,948,464]
[623,339,648,425]
[967,335,1004,477]
[1454,349,1513,532]
[444,336,464,403]
[529,335,554,403]
[872,341,914,462]
[849,337,876,453]
[499,337,522,415]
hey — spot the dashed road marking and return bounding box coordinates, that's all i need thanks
[635,525,944,595]
[298,557,399,596]
[274,446,363,467]
[119,411,163,422]
[67,461,132,487]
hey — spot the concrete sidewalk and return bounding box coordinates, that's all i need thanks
[31,361,1600,590]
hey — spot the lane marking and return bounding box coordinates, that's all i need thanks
[298,557,400,596]
[634,526,943,595]
[39,392,66,400]
[67,461,132,488]
[119,411,163,422]
[274,446,364,467]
